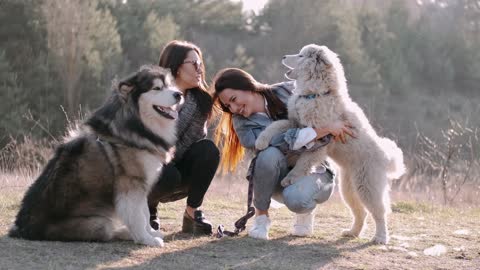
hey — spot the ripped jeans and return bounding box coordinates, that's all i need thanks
[252,147,335,213]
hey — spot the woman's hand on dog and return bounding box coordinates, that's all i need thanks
[314,121,356,144]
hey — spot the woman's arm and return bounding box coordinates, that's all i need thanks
[233,115,300,153]
[232,114,311,153]
[233,116,269,149]
[234,116,355,154]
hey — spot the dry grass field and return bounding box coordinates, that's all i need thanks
[1,172,479,270]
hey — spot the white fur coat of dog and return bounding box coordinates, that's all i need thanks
[255,44,406,244]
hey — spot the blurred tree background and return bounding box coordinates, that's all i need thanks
[1,0,479,151]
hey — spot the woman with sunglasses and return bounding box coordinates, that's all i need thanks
[212,68,354,240]
[148,40,220,235]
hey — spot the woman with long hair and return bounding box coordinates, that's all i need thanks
[148,40,220,235]
[212,68,354,239]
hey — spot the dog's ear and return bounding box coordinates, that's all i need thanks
[318,46,336,68]
[316,53,332,69]
[119,83,134,98]
[315,46,333,68]
[163,68,175,86]
[296,55,316,81]
[308,49,332,81]
[118,73,137,100]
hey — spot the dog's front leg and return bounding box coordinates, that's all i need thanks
[281,148,327,187]
[256,119,294,150]
[141,200,164,238]
[115,188,164,247]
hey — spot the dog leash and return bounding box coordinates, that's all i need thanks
[215,156,257,238]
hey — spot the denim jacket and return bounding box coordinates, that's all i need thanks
[232,81,331,156]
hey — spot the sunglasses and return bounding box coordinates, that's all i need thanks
[183,59,203,71]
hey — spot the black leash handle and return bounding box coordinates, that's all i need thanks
[215,157,257,238]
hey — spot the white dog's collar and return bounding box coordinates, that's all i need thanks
[299,90,331,100]
[299,93,320,100]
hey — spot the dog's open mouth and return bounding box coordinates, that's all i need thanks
[153,105,178,120]
[281,60,296,80]
[283,67,296,80]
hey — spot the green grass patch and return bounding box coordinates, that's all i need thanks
[391,201,433,213]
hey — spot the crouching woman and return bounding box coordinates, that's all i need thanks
[212,68,354,240]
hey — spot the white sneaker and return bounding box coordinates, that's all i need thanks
[292,211,314,236]
[248,215,271,240]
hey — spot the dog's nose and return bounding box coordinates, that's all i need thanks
[173,92,182,101]
[282,56,286,59]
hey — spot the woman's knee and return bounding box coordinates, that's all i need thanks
[255,147,286,173]
[282,175,335,213]
[189,139,220,164]
[283,187,317,214]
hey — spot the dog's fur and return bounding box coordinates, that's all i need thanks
[9,65,183,246]
[256,44,406,244]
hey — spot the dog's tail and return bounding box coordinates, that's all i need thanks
[380,138,406,179]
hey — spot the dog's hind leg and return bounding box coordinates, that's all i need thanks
[45,216,117,242]
[113,226,132,241]
[340,170,367,239]
[354,171,390,244]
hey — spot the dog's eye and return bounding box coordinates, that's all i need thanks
[298,55,304,58]
[153,86,161,91]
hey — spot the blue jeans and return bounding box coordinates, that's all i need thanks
[252,147,335,213]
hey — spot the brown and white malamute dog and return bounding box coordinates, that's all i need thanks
[9,65,182,246]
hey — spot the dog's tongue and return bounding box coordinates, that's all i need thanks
[168,109,178,119]
[162,106,178,119]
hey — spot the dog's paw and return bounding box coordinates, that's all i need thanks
[280,170,304,187]
[341,229,360,238]
[149,228,164,238]
[371,234,389,245]
[280,177,292,187]
[280,174,300,187]
[138,236,165,247]
[255,135,270,150]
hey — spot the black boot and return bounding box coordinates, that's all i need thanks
[148,164,184,231]
[182,210,213,235]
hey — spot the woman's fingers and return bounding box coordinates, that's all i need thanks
[329,121,358,143]
[343,127,356,138]
[339,132,346,144]
[343,121,357,137]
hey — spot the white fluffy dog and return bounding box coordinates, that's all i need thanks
[255,44,406,244]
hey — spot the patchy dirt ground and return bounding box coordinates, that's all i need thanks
[0,178,479,270]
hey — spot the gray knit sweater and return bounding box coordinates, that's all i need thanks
[173,90,209,162]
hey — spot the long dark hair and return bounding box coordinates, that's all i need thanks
[212,68,287,172]
[158,40,212,117]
